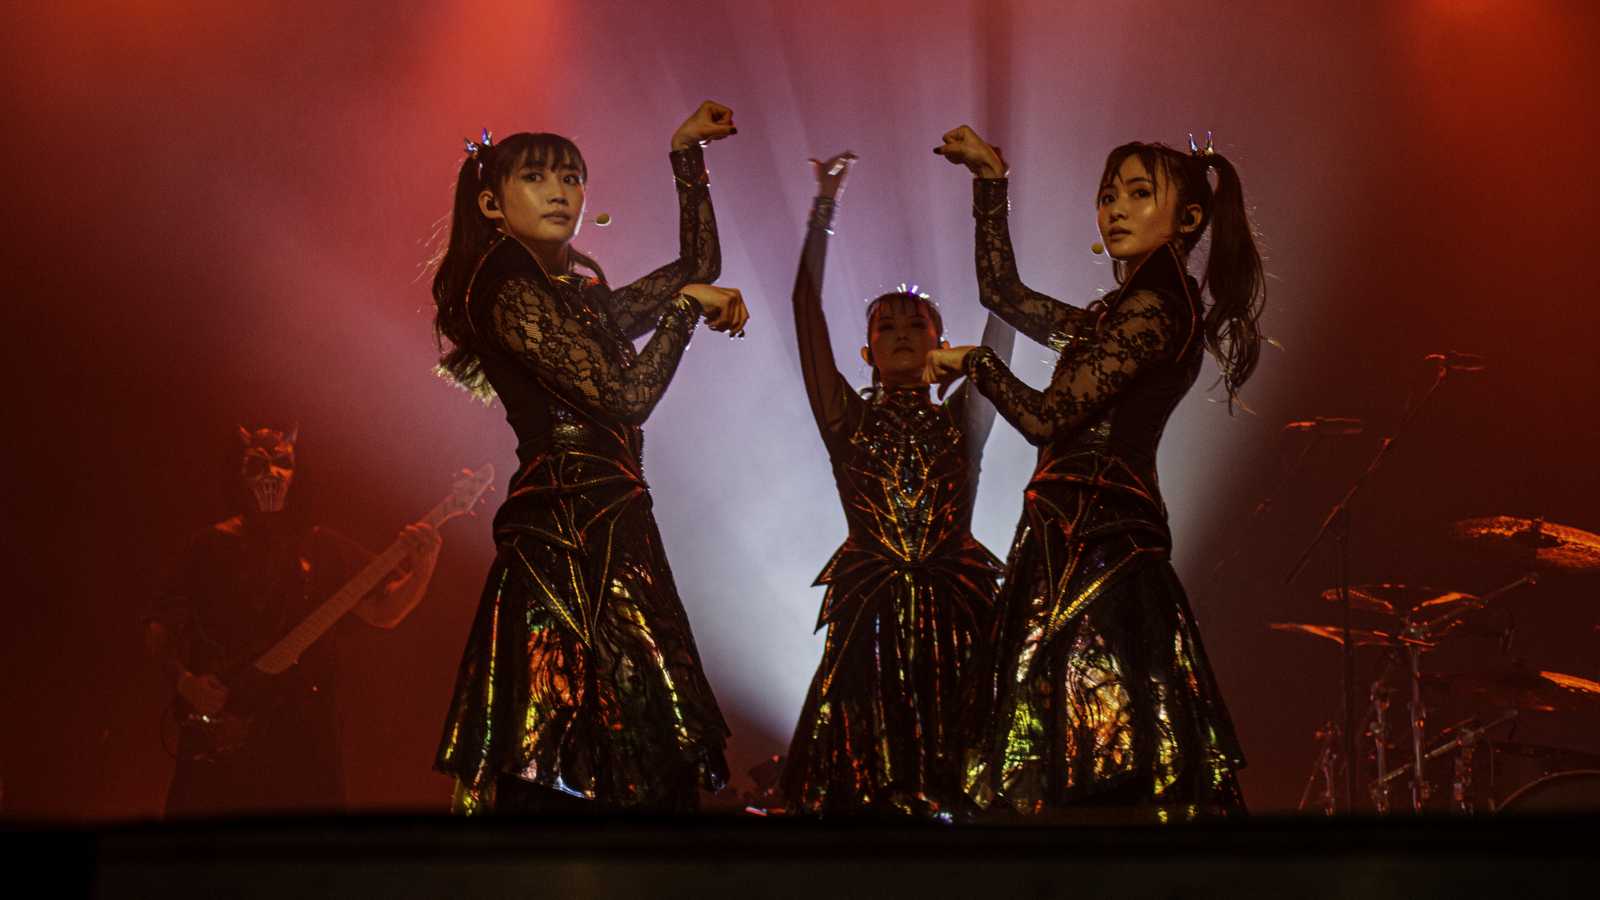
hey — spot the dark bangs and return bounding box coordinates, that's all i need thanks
[485,132,588,186]
[866,290,945,338]
[1098,142,1182,205]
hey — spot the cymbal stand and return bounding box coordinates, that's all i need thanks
[1368,678,1394,814]
[1404,636,1429,812]
[1284,362,1453,809]
[1298,720,1341,815]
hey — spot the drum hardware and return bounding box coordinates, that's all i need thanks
[1283,357,1471,807]
[1275,562,1575,814]
[1495,769,1600,813]
[1296,720,1341,816]
[1367,679,1395,813]
[1319,583,1478,618]
[1372,710,1519,814]
[1267,622,1409,648]
[1428,663,1600,715]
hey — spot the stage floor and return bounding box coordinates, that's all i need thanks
[7,812,1596,898]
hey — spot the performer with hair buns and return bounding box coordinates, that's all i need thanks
[929,126,1258,818]
[431,103,748,813]
[780,150,1013,817]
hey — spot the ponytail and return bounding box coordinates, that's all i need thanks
[1197,151,1264,407]
[1098,141,1266,410]
[431,152,502,400]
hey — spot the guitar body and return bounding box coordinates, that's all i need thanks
[168,662,315,762]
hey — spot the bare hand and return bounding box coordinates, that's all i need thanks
[178,672,230,717]
[672,101,737,150]
[934,125,1006,178]
[399,522,442,570]
[680,284,750,338]
[923,345,976,400]
[809,151,857,201]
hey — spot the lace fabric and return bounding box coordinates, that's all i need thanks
[973,178,1096,348]
[604,145,720,338]
[967,290,1178,446]
[488,273,698,427]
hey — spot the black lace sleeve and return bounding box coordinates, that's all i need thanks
[490,274,700,426]
[974,178,1096,348]
[606,145,721,339]
[965,290,1177,446]
[792,196,859,436]
[947,310,1016,464]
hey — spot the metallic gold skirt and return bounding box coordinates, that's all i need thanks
[435,449,729,812]
[782,539,1000,816]
[963,483,1246,820]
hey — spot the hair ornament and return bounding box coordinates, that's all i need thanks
[464,128,494,178]
[1188,130,1216,159]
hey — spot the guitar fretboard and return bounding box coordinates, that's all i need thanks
[253,496,454,675]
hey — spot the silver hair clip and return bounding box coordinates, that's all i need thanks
[464,128,494,179]
[1187,130,1215,158]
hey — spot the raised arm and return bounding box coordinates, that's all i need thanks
[792,151,863,436]
[935,125,1095,348]
[490,274,701,426]
[962,290,1178,446]
[606,145,721,338]
[607,101,736,338]
[973,177,1096,348]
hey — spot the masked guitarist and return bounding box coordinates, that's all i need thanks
[143,424,443,816]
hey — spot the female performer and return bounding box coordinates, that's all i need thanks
[929,126,1258,818]
[781,151,1012,817]
[432,103,749,813]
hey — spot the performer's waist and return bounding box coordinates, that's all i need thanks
[1030,445,1156,490]
[514,419,641,469]
[832,532,998,572]
[1026,447,1169,533]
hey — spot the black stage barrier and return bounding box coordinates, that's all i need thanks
[5,813,1596,898]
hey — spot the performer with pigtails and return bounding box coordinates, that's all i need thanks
[929,127,1259,818]
[431,103,749,813]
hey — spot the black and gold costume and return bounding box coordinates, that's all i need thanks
[780,196,1009,816]
[960,177,1245,819]
[435,146,729,813]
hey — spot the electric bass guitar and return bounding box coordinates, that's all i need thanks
[166,464,494,761]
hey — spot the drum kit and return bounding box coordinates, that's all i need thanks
[1274,515,1600,814]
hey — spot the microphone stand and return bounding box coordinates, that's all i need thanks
[1283,362,1454,811]
[1206,432,1323,587]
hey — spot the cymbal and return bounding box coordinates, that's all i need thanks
[1320,583,1478,617]
[1425,664,1600,713]
[1451,516,1600,573]
[1269,621,1399,647]
[1538,669,1600,695]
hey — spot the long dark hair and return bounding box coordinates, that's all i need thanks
[1099,142,1265,406]
[430,132,601,401]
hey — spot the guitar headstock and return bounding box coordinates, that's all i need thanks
[437,463,496,524]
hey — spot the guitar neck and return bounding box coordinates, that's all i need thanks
[253,496,453,674]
